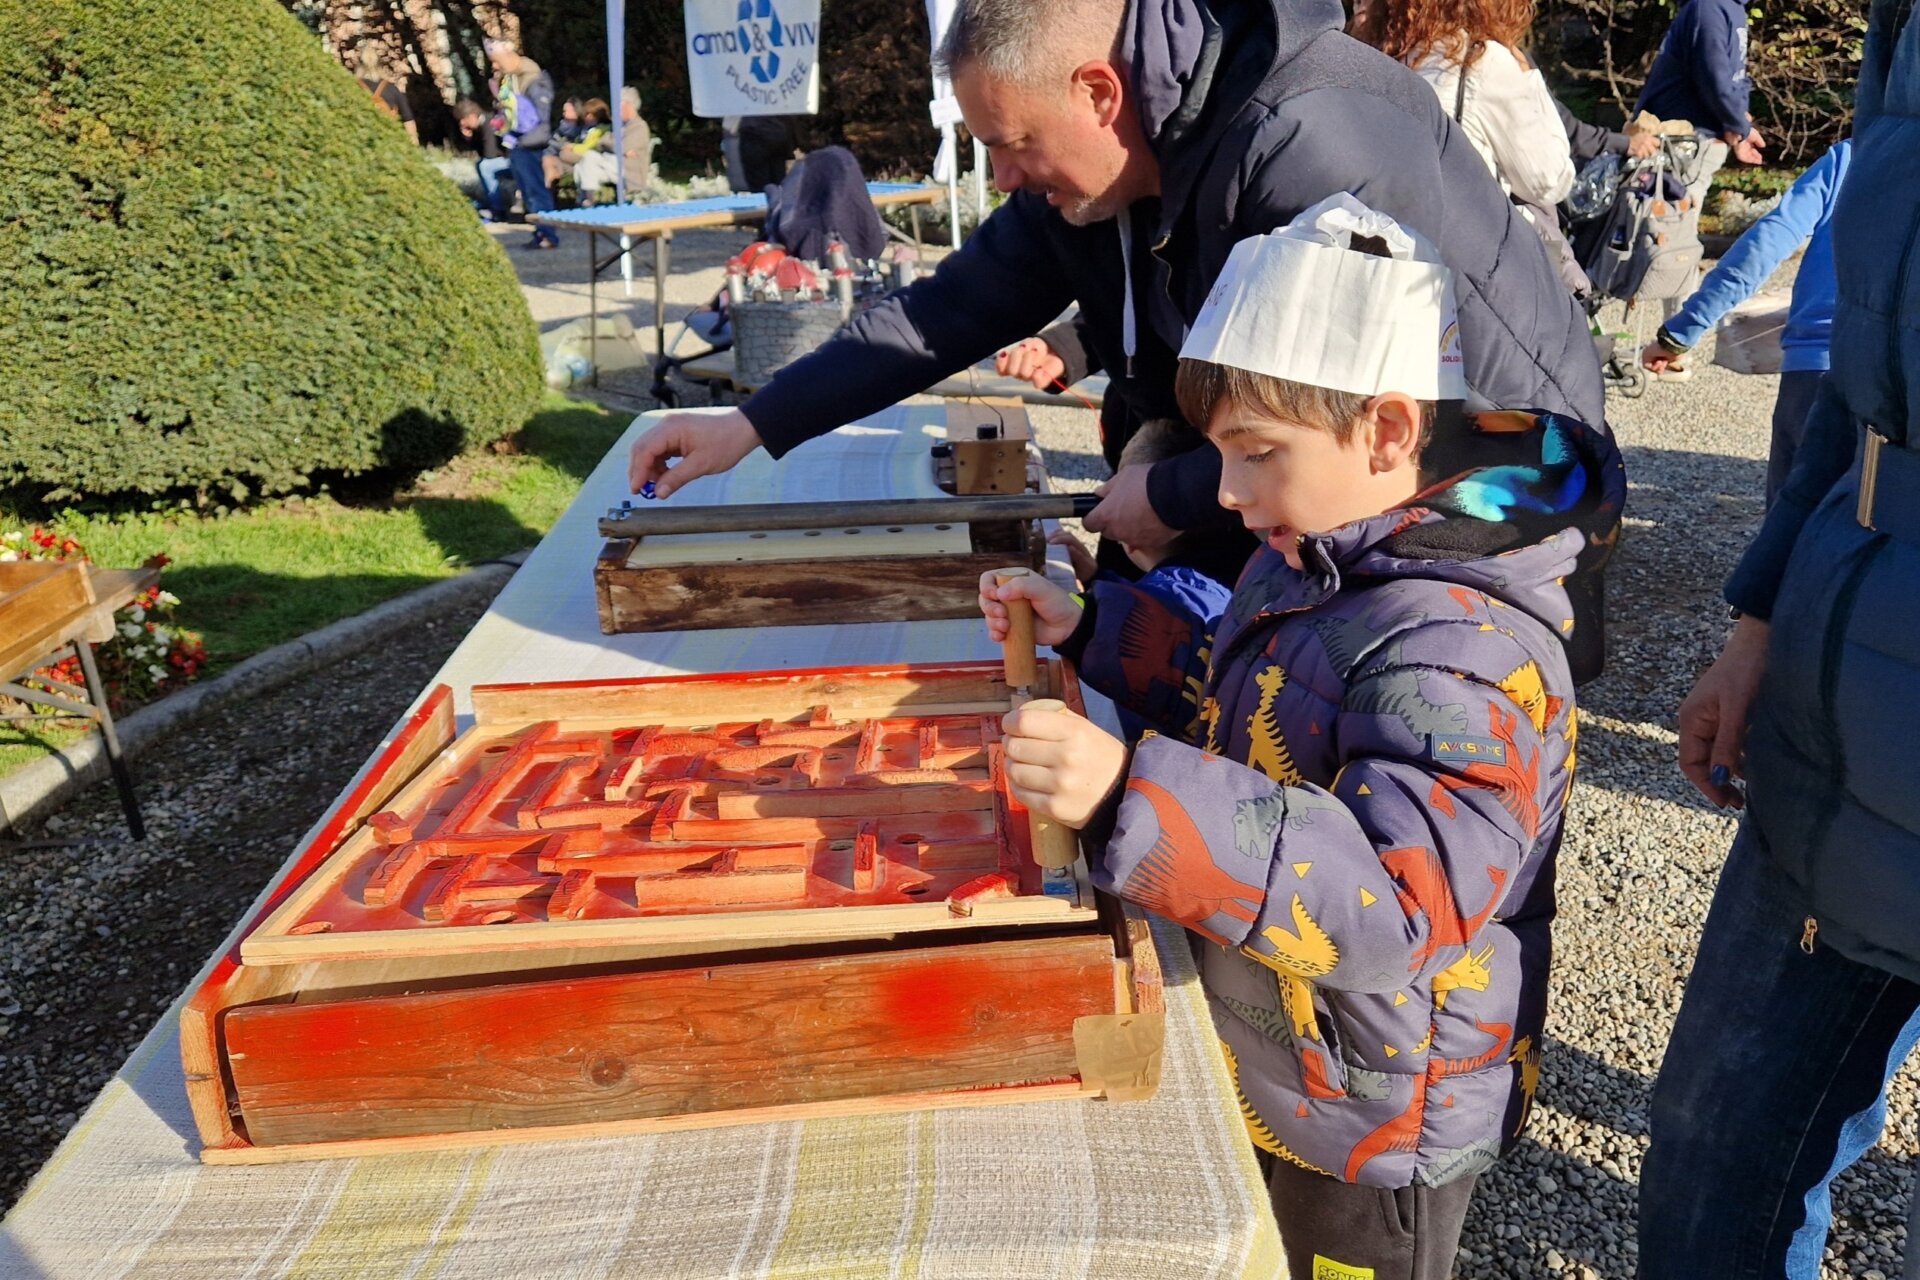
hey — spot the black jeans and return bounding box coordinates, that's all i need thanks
[1261,1155,1478,1280]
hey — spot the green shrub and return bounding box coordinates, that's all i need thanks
[0,0,543,502]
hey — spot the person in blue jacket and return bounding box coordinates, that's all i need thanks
[1635,0,1764,316]
[1641,4,1920,1274]
[1641,139,1851,503]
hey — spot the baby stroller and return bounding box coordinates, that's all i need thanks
[1567,133,1713,398]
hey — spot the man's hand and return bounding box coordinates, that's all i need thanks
[627,408,763,498]
[1677,615,1771,809]
[1729,127,1764,166]
[995,337,1067,391]
[1001,702,1129,828]
[1641,341,1685,374]
[1627,132,1660,160]
[979,567,1084,647]
[1082,464,1179,556]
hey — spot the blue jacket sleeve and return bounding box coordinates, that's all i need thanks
[1724,374,1853,618]
[1694,1,1752,139]
[739,193,1078,458]
[1095,628,1559,992]
[1064,574,1222,741]
[1663,146,1845,350]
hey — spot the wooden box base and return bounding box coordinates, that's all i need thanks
[183,665,1163,1163]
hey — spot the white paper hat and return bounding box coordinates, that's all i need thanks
[1180,193,1467,402]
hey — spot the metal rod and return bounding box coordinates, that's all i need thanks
[599,493,1099,539]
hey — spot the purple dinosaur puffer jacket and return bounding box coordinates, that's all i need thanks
[1063,411,1620,1189]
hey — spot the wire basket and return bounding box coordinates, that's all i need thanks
[731,299,850,387]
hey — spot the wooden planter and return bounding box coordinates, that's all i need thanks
[184,662,1162,1163]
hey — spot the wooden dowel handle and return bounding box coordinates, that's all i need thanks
[993,568,1039,690]
[1014,698,1081,870]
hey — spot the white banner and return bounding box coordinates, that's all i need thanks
[684,0,821,118]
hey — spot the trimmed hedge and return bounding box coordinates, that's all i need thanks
[0,0,544,501]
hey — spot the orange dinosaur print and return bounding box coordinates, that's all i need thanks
[1123,779,1263,945]
[1344,1087,1425,1181]
[1435,702,1543,839]
[1446,586,1483,616]
[1117,601,1195,705]
[1380,844,1509,970]
[1301,1046,1346,1099]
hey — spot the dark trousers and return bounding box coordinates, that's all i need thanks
[508,145,558,244]
[1766,370,1826,506]
[1261,1154,1478,1280]
[1640,829,1920,1277]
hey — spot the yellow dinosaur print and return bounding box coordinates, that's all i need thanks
[1255,894,1340,978]
[1511,1035,1542,1136]
[1247,665,1304,785]
[1432,944,1495,1010]
[1279,973,1323,1042]
[1199,694,1224,753]
[1497,660,1552,735]
[1221,1040,1333,1175]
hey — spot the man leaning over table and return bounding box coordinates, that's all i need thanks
[626,0,1619,679]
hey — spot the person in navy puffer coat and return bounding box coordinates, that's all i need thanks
[1642,4,1920,1275]
[981,201,1622,1278]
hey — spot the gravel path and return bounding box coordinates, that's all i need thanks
[5,250,1912,1276]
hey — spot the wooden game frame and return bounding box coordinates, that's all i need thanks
[183,664,1164,1162]
[241,662,1099,967]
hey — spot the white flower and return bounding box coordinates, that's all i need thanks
[1,531,19,543]
[0,551,15,563]
[147,665,167,681]
[130,606,146,623]
[152,627,172,646]
[119,622,142,639]
[157,590,180,607]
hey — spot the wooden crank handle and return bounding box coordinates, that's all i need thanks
[993,567,1039,690]
[1011,697,1081,870]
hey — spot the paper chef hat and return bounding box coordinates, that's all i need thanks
[1180,193,1467,402]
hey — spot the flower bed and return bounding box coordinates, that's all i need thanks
[1,529,206,714]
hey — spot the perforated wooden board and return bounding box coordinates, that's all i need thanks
[622,522,972,567]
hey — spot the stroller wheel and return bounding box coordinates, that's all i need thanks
[1618,365,1647,399]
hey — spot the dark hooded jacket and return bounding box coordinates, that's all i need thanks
[739,0,1610,666]
[1064,411,1618,1187]
[1720,0,1920,984]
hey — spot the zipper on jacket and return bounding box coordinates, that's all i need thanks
[1801,916,1819,955]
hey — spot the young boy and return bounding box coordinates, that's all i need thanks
[981,194,1620,1278]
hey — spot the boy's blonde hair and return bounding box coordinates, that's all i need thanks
[1174,358,1437,456]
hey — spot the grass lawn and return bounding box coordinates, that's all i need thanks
[1,394,628,776]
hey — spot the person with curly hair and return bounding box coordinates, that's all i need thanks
[1354,0,1580,289]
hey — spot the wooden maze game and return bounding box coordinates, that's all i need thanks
[184,662,1163,1163]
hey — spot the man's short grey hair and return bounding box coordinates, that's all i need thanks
[934,0,1126,86]
[621,86,642,111]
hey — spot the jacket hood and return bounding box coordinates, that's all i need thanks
[1122,0,1344,152]
[1222,411,1624,648]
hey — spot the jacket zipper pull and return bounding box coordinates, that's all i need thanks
[1800,916,1819,955]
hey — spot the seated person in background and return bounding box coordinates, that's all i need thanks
[453,97,510,220]
[979,194,1608,1279]
[1642,138,1850,502]
[572,88,653,204]
[355,41,417,144]
[544,97,612,198]
[541,98,590,190]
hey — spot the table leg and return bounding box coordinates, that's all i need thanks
[72,640,144,841]
[589,229,599,388]
[655,231,671,358]
[910,204,923,251]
